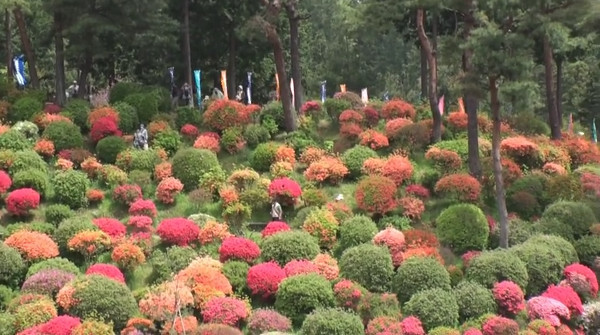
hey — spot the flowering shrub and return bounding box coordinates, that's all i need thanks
[88,107,119,126]
[581,172,600,198]
[112,242,146,270]
[268,177,302,205]
[113,184,142,206]
[425,147,462,172]
[203,99,249,130]
[373,227,405,266]
[302,208,340,248]
[247,308,292,334]
[334,280,365,311]
[482,316,519,335]
[385,118,414,140]
[527,296,571,326]
[202,296,250,326]
[283,259,319,277]
[155,177,184,204]
[128,198,157,217]
[359,130,389,150]
[435,173,481,202]
[198,220,232,244]
[275,145,296,165]
[461,250,482,268]
[447,111,468,130]
[340,122,363,138]
[34,139,55,157]
[398,196,425,220]
[382,154,413,186]
[301,100,323,116]
[247,262,287,299]
[356,175,397,215]
[85,263,126,283]
[326,201,353,223]
[564,263,598,297]
[381,99,416,120]
[527,320,556,335]
[405,184,430,200]
[6,188,40,216]
[404,229,439,249]
[560,136,600,167]
[270,161,294,178]
[493,281,525,316]
[161,316,198,334]
[80,157,102,178]
[92,217,126,240]
[67,230,112,259]
[339,109,364,124]
[401,316,426,335]
[5,230,59,261]
[156,218,200,246]
[362,157,386,175]
[180,124,199,139]
[0,169,11,193]
[262,221,291,238]
[193,134,221,153]
[543,162,567,175]
[127,215,153,231]
[543,285,583,316]
[139,280,194,321]
[363,105,380,126]
[501,136,541,167]
[304,156,349,185]
[153,161,172,181]
[21,269,74,298]
[300,147,327,165]
[90,116,122,143]
[14,299,58,332]
[219,237,261,263]
[55,158,74,170]
[36,113,72,130]
[86,189,104,204]
[402,247,443,264]
[313,253,339,280]
[219,186,239,206]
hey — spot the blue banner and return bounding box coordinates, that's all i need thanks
[13,55,27,87]
[320,81,326,103]
[193,70,202,108]
[247,72,252,104]
[593,118,597,143]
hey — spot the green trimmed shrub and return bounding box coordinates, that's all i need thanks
[12,168,49,197]
[261,101,285,126]
[510,242,565,295]
[378,215,413,231]
[342,145,378,179]
[0,312,16,335]
[523,234,578,265]
[0,285,15,310]
[393,256,451,303]
[116,149,161,172]
[109,82,142,104]
[124,92,159,124]
[465,250,528,290]
[507,174,550,207]
[222,261,249,293]
[25,257,80,278]
[300,308,364,335]
[61,99,90,131]
[42,121,84,152]
[541,201,597,238]
[339,244,394,293]
[428,327,461,335]
[275,273,335,325]
[96,136,127,164]
[54,217,97,250]
[52,170,90,209]
[357,292,401,324]
[244,124,271,148]
[0,242,26,287]
[324,98,352,122]
[285,131,319,153]
[113,102,139,134]
[574,235,600,266]
[436,204,489,254]
[532,218,574,241]
[404,288,459,331]
[6,222,55,236]
[546,174,583,203]
[261,231,320,266]
[507,191,542,220]
[152,129,181,156]
[69,274,137,329]
[509,112,550,136]
[149,246,198,283]
[44,204,75,226]
[175,106,201,128]
[251,142,279,172]
[453,281,496,322]
[172,148,221,190]
[9,97,42,122]
[337,215,378,254]
[149,86,171,112]
[0,130,31,151]
[9,150,46,175]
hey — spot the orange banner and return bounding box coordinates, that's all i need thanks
[220,70,228,100]
[275,73,280,101]
[340,84,347,93]
[458,97,465,114]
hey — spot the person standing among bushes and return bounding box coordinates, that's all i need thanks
[139,124,148,150]
[271,197,283,221]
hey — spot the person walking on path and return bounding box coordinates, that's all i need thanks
[270,198,283,221]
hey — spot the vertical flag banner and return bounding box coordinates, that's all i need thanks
[458,97,465,114]
[438,95,445,116]
[275,73,280,101]
[220,70,228,100]
[320,81,327,103]
[247,72,252,105]
[290,79,295,109]
[568,113,574,134]
[193,70,202,108]
[168,67,175,86]
[13,55,27,87]
[361,88,368,104]
[340,84,347,93]
[592,118,597,143]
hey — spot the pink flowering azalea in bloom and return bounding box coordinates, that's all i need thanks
[400,316,425,335]
[527,296,571,327]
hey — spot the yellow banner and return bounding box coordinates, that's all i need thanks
[221,70,228,100]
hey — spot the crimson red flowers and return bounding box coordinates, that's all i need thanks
[93,218,126,240]
[247,262,286,299]
[85,264,126,283]
[218,237,261,263]
[0,170,12,193]
[90,116,122,143]
[493,281,525,316]
[156,218,200,246]
[356,175,397,215]
[268,177,302,205]
[6,188,40,216]
[262,221,291,238]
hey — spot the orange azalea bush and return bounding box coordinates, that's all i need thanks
[175,259,233,301]
[81,157,103,178]
[304,156,349,185]
[5,230,59,261]
[55,158,74,170]
[339,109,364,124]
[385,118,414,140]
[340,123,363,138]
[313,253,339,280]
[447,111,468,131]
[67,230,112,259]
[382,154,413,186]
[86,189,104,204]
[425,147,462,172]
[435,173,481,202]
[542,162,567,175]
[356,175,397,215]
[227,168,260,191]
[139,280,195,321]
[153,162,172,181]
[299,147,327,165]
[381,99,416,120]
[121,318,156,335]
[275,145,296,165]
[191,284,227,309]
[35,113,72,130]
[270,161,294,178]
[397,196,425,220]
[361,157,386,175]
[403,247,444,264]
[193,135,221,153]
[359,130,389,150]
[112,242,146,270]
[560,135,600,167]
[162,315,199,334]
[501,136,542,167]
[88,107,119,126]
[155,177,184,204]
[219,186,240,207]
[34,139,55,158]
[203,99,249,131]
[148,120,170,139]
[198,220,232,245]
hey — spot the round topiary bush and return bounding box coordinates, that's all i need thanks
[0,130,31,151]
[465,250,529,291]
[116,149,162,172]
[222,261,250,293]
[342,145,378,178]
[52,170,90,209]
[393,256,451,303]
[61,99,90,131]
[523,234,578,265]
[355,175,398,215]
[541,201,597,238]
[244,124,271,148]
[42,121,84,152]
[510,242,565,294]
[21,269,75,297]
[9,96,43,122]
[9,150,47,175]
[337,215,378,255]
[275,273,335,325]
[172,148,221,190]
[66,274,137,329]
[124,92,159,124]
[0,242,26,287]
[251,142,279,172]
[149,246,198,284]
[44,204,75,226]
[260,231,321,266]
[453,281,496,322]
[300,308,365,335]
[12,168,49,198]
[95,136,126,164]
[113,102,139,134]
[574,235,600,266]
[436,204,489,254]
[26,257,80,278]
[339,243,394,293]
[404,288,459,331]
[0,312,16,335]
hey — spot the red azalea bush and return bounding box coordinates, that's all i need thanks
[300,100,323,116]
[560,136,600,167]
[268,177,302,205]
[401,316,425,335]
[333,279,365,311]
[86,189,104,204]
[0,170,11,193]
[366,316,404,335]
[129,198,157,217]
[482,316,519,335]
[527,296,571,327]
[340,122,363,138]
[382,154,413,186]
[501,136,541,167]
[405,184,430,200]
[542,285,583,316]
[362,106,380,126]
[201,297,250,326]
[156,218,200,246]
[461,250,482,268]
[219,237,261,263]
[113,184,142,206]
[304,156,349,184]
[44,103,61,115]
[34,139,55,158]
[404,229,439,249]
[90,116,122,143]
[203,99,249,131]
[127,215,153,231]
[155,177,184,204]
[93,217,126,240]
[300,147,327,165]
[563,263,598,297]
[359,130,389,150]
[283,260,319,277]
[247,308,292,334]
[180,124,199,139]
[247,262,287,299]
[493,281,526,316]
[85,263,126,283]
[262,221,291,238]
[434,173,481,202]
[385,118,414,140]
[39,315,81,335]
[194,134,221,153]
[339,110,364,124]
[425,147,462,172]
[88,107,119,126]
[381,99,416,120]
[580,172,600,198]
[362,158,386,175]
[542,162,567,175]
[397,196,425,220]
[6,188,40,216]
[5,231,59,261]
[356,175,397,215]
[447,111,468,130]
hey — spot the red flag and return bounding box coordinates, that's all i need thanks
[438,95,445,116]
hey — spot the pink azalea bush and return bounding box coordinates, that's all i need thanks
[526,296,571,327]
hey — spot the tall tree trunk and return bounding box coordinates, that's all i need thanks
[463,0,481,179]
[182,0,193,105]
[5,9,12,81]
[543,35,561,140]
[420,47,428,99]
[286,0,304,111]
[265,25,295,131]
[556,57,563,128]
[13,7,39,88]
[227,26,237,99]
[489,76,509,248]
[416,9,441,142]
[54,12,66,106]
[77,50,92,99]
